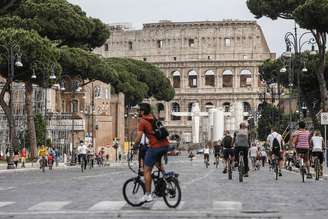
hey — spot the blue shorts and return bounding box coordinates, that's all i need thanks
[144,146,169,167]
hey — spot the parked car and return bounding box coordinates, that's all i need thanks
[167,150,181,156]
[196,149,204,154]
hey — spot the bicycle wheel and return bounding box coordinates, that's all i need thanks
[81,160,84,173]
[163,177,181,208]
[228,159,232,180]
[301,167,305,183]
[239,156,244,182]
[314,158,320,181]
[275,160,278,180]
[216,158,219,168]
[123,177,145,207]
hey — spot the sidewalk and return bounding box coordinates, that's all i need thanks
[0,160,128,173]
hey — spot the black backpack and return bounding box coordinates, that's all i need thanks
[152,116,169,140]
[272,135,281,153]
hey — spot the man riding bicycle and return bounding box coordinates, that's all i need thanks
[78,140,88,170]
[267,128,284,176]
[213,141,221,166]
[292,121,312,179]
[233,123,250,177]
[222,130,234,174]
[133,103,169,203]
[38,144,48,169]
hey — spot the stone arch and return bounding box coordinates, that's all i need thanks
[222,69,233,87]
[156,103,165,120]
[205,70,215,87]
[223,102,231,112]
[240,69,252,87]
[171,102,181,121]
[188,70,198,88]
[172,70,181,88]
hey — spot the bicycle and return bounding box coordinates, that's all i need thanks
[227,153,234,180]
[39,157,47,173]
[204,154,209,168]
[238,151,244,182]
[123,146,181,208]
[313,155,320,181]
[271,154,279,180]
[214,154,220,168]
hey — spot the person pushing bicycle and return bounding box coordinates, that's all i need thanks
[133,103,169,203]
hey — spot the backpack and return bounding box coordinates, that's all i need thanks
[272,134,281,153]
[235,132,249,147]
[152,117,169,140]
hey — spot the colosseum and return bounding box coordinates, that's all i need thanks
[94,20,274,144]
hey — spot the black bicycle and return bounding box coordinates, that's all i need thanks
[271,154,279,180]
[313,155,320,181]
[238,151,245,182]
[122,146,181,208]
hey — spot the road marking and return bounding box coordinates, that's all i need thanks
[0,202,15,208]
[0,186,15,191]
[181,168,215,189]
[28,201,71,211]
[151,201,184,210]
[89,201,126,211]
[213,201,242,211]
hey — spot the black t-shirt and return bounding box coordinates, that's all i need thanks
[222,135,233,148]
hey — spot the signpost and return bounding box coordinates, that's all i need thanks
[320,112,328,168]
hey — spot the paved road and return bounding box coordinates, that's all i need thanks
[0,155,327,219]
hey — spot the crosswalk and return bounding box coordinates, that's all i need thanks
[0,200,242,213]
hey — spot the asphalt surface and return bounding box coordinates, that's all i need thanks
[0,155,327,219]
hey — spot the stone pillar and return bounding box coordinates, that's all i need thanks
[208,108,215,142]
[192,114,200,144]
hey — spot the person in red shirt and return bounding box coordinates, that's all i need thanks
[21,147,27,168]
[134,103,169,203]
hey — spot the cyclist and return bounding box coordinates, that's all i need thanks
[260,148,267,167]
[204,143,210,165]
[292,121,312,179]
[310,129,324,176]
[267,128,284,176]
[77,140,88,170]
[213,141,221,166]
[249,143,258,170]
[38,144,48,169]
[87,144,95,168]
[133,103,169,203]
[233,122,250,177]
[222,130,234,174]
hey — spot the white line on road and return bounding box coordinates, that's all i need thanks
[151,201,185,210]
[213,201,242,211]
[89,201,126,211]
[0,186,15,191]
[0,202,15,208]
[28,201,71,211]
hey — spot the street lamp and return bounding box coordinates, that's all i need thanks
[31,62,57,145]
[0,43,23,169]
[81,82,96,149]
[60,74,82,164]
[282,23,317,121]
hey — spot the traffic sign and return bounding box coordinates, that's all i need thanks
[321,112,328,125]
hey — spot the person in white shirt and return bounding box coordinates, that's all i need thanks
[260,149,267,167]
[249,143,258,170]
[77,140,89,170]
[204,143,210,164]
[267,128,284,176]
[310,130,324,176]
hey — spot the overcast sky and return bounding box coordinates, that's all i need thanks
[68,0,301,56]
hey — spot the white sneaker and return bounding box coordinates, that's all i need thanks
[139,194,153,203]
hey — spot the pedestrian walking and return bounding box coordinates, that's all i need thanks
[260,149,267,167]
[13,148,19,168]
[249,143,258,170]
[21,146,27,168]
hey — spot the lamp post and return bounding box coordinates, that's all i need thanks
[60,74,82,164]
[31,62,56,145]
[82,82,95,148]
[282,23,316,121]
[0,43,23,169]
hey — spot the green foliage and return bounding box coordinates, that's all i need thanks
[294,0,328,33]
[34,113,46,146]
[0,28,61,86]
[257,103,281,141]
[246,0,304,19]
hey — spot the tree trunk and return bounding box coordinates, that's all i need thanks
[25,81,37,160]
[317,54,328,112]
[0,80,19,158]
